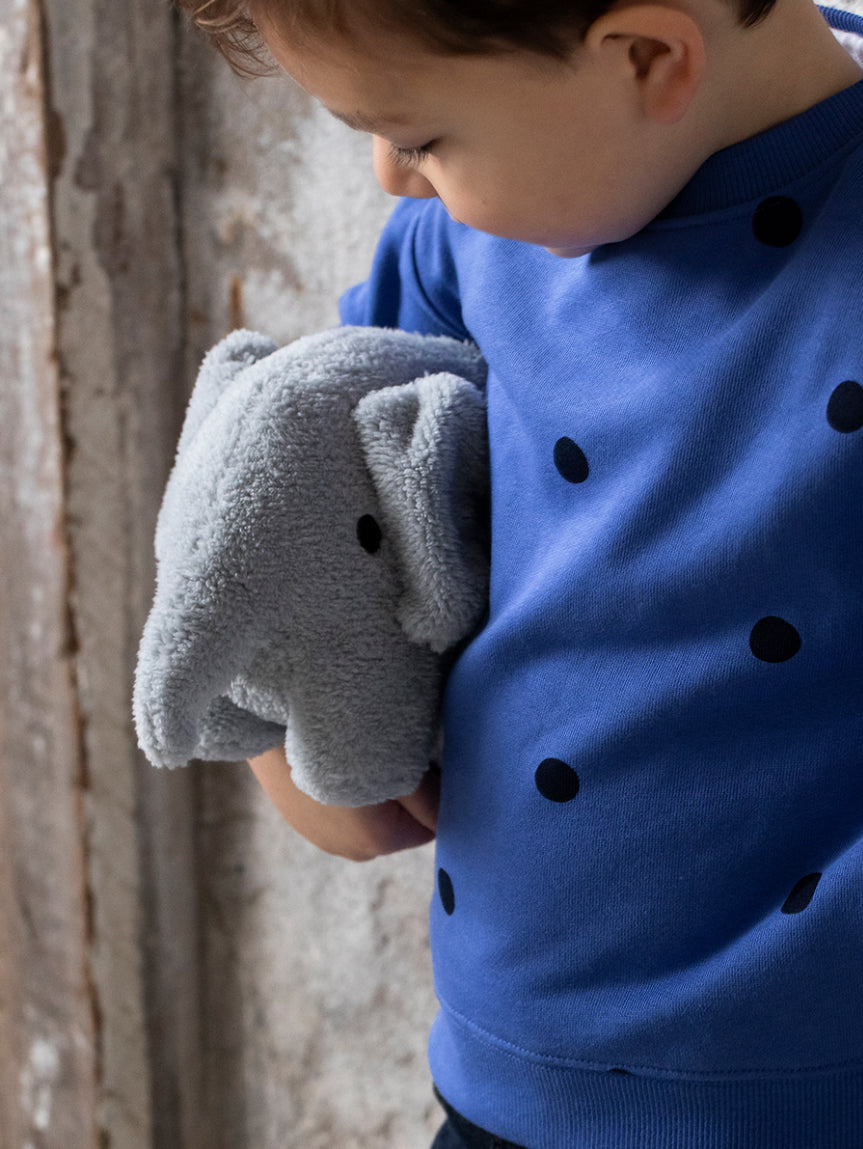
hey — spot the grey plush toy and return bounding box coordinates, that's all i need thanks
[133,325,489,807]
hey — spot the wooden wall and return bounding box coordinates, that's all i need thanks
[0,2,440,1146]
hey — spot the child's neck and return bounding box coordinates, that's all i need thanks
[705,0,863,155]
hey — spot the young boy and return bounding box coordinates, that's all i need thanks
[181,0,863,1143]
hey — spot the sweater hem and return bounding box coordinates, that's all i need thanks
[428,1003,863,1149]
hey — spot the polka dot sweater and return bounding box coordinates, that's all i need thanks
[340,9,863,1146]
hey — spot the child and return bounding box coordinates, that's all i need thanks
[180,0,863,1144]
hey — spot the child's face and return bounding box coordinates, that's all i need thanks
[256,15,706,257]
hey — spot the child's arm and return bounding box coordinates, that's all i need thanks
[339,197,469,340]
[247,746,440,861]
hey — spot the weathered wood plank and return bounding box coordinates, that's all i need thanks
[0,2,97,1145]
[42,0,202,1144]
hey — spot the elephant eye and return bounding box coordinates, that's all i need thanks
[357,514,382,554]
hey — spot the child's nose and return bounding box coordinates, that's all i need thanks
[372,136,438,200]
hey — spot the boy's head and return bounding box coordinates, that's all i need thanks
[177,0,860,257]
[176,0,775,74]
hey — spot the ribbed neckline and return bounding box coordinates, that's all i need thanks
[651,6,863,222]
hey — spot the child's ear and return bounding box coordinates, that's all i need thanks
[585,4,707,124]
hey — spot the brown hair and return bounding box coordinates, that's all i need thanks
[176,0,778,76]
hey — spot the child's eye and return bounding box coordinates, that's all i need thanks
[387,141,434,168]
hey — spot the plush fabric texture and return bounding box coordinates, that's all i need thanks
[340,8,863,1146]
[133,325,488,806]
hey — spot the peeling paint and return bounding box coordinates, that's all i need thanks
[46,104,66,181]
[229,276,245,330]
[19,1038,61,1132]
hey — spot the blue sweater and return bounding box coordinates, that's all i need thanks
[340,8,863,1146]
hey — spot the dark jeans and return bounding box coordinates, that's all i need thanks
[432,1085,529,1149]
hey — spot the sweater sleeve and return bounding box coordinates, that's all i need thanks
[338,197,471,341]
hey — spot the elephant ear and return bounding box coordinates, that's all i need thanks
[354,372,489,654]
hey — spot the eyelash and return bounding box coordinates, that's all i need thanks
[387,142,434,168]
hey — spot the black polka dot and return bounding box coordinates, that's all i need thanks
[781,873,821,914]
[357,514,381,553]
[535,758,580,803]
[553,437,589,484]
[749,617,801,663]
[438,868,455,915]
[752,197,803,247]
[826,380,863,433]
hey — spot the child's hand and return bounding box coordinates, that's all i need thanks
[247,746,440,861]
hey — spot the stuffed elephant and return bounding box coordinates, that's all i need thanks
[132,324,489,806]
